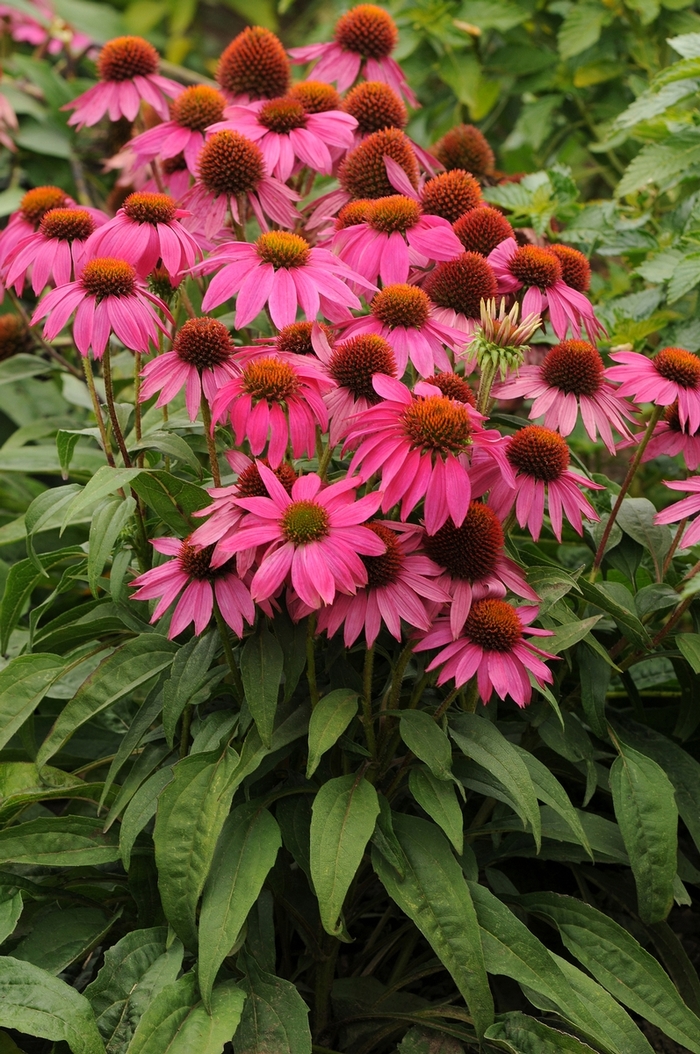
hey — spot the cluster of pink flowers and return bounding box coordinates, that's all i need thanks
[7,6,696,708]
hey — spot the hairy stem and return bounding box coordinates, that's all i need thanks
[102,346,132,467]
[82,355,115,467]
[200,395,221,486]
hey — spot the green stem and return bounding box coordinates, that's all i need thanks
[592,405,663,574]
[213,601,244,702]
[306,614,319,708]
[476,357,498,415]
[200,395,221,486]
[386,641,415,711]
[433,685,461,722]
[362,644,377,758]
[102,346,132,467]
[662,518,687,577]
[82,355,115,467]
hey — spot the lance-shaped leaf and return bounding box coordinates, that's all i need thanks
[310,774,379,939]
[153,748,239,948]
[0,816,120,867]
[240,625,284,748]
[234,948,312,1054]
[372,814,494,1038]
[485,1012,597,1052]
[0,654,65,752]
[0,956,105,1054]
[409,766,463,855]
[127,972,245,1054]
[306,689,358,778]
[400,710,455,781]
[198,803,281,1009]
[610,741,677,923]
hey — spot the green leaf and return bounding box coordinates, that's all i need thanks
[677,633,700,673]
[119,768,173,870]
[617,132,700,196]
[25,485,82,573]
[88,496,136,597]
[0,655,66,752]
[610,742,678,923]
[273,612,308,703]
[240,625,284,748]
[450,715,540,850]
[127,973,245,1054]
[409,766,463,854]
[0,546,84,652]
[310,774,379,939]
[558,3,608,58]
[130,431,201,474]
[0,956,105,1054]
[0,355,49,385]
[485,1012,597,1052]
[52,0,126,41]
[615,499,672,578]
[372,814,494,1038]
[519,892,700,1053]
[469,882,653,1054]
[36,635,177,768]
[512,747,592,858]
[234,948,311,1054]
[198,802,281,1009]
[669,32,700,58]
[400,710,454,781]
[162,631,220,747]
[306,689,358,778]
[576,578,652,648]
[577,643,610,739]
[13,907,113,975]
[85,927,183,1053]
[0,816,119,867]
[0,891,22,945]
[60,466,142,531]
[153,748,239,948]
[130,471,209,533]
[541,615,602,656]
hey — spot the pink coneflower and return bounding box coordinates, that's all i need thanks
[182,130,298,238]
[344,374,514,534]
[341,81,438,171]
[140,317,238,421]
[330,195,462,286]
[654,478,700,546]
[488,424,602,541]
[209,96,357,182]
[84,192,200,281]
[454,207,514,256]
[0,186,73,276]
[63,36,182,128]
[211,350,332,467]
[313,327,398,444]
[216,463,386,609]
[127,85,227,175]
[607,346,700,434]
[641,402,700,470]
[415,599,555,706]
[488,239,604,342]
[338,283,466,377]
[190,455,298,573]
[315,522,450,646]
[216,26,291,103]
[493,339,637,453]
[31,257,172,358]
[423,502,539,638]
[289,4,418,106]
[130,537,254,638]
[422,252,498,333]
[5,207,106,295]
[193,230,372,328]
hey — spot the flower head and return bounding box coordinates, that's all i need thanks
[130,538,254,638]
[343,80,407,137]
[290,4,417,105]
[31,256,172,358]
[316,521,450,645]
[488,424,602,541]
[464,297,541,377]
[488,238,604,342]
[314,326,398,443]
[420,170,482,223]
[339,128,419,199]
[217,26,291,102]
[184,129,298,237]
[423,502,539,637]
[211,351,332,467]
[217,463,386,609]
[331,194,463,286]
[127,85,227,175]
[494,339,636,453]
[454,206,514,256]
[433,124,495,179]
[0,186,74,275]
[607,346,700,434]
[85,192,200,281]
[339,282,466,377]
[64,35,182,127]
[193,230,372,327]
[344,374,514,533]
[548,243,591,293]
[5,207,103,295]
[289,80,343,113]
[423,252,498,331]
[0,314,32,360]
[415,599,554,706]
[140,316,238,420]
[210,95,356,182]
